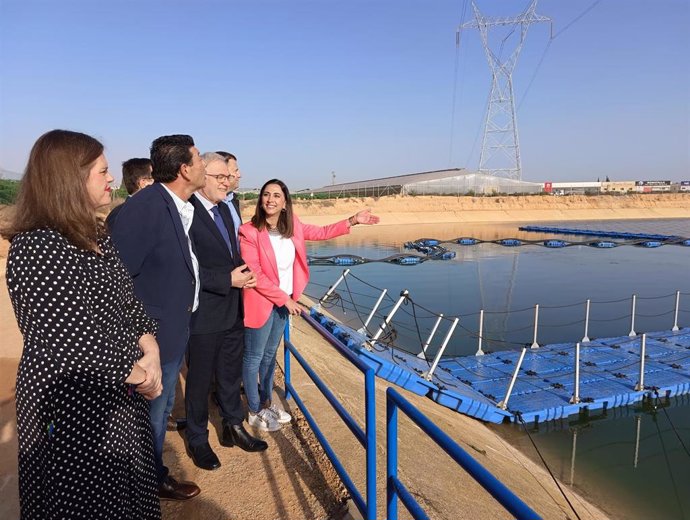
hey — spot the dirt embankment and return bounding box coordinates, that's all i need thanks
[239,193,690,225]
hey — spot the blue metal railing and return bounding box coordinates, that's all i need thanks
[386,387,541,520]
[283,311,377,520]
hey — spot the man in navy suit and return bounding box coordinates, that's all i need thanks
[184,153,265,471]
[111,135,205,501]
[106,158,154,229]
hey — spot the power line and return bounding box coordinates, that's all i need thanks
[553,0,602,40]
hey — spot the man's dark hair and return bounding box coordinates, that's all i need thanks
[150,134,195,183]
[215,151,237,162]
[122,158,153,195]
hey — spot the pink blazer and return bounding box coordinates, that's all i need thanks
[239,216,350,328]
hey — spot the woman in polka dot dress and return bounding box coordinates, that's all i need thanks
[3,130,164,519]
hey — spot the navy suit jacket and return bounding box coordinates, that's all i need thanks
[188,194,243,336]
[105,197,128,230]
[110,183,197,364]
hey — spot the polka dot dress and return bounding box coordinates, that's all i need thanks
[6,228,161,519]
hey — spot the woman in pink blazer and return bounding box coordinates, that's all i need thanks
[239,179,379,431]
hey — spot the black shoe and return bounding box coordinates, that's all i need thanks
[158,475,201,501]
[188,442,221,470]
[221,423,268,452]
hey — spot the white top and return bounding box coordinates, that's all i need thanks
[162,184,200,312]
[268,232,296,297]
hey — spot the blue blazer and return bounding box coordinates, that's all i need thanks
[110,183,197,364]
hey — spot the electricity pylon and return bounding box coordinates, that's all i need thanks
[459,0,551,180]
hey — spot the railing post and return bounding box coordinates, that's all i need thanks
[386,391,399,520]
[417,313,444,359]
[498,347,527,410]
[365,368,377,520]
[424,318,459,381]
[569,429,578,485]
[357,289,388,335]
[368,290,409,349]
[388,387,541,520]
[316,268,351,310]
[569,342,581,404]
[582,299,591,343]
[628,294,637,337]
[530,304,540,349]
[635,333,646,391]
[475,309,485,356]
[633,415,642,469]
[284,317,292,400]
[672,290,680,331]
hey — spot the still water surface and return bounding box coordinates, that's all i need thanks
[305,218,690,520]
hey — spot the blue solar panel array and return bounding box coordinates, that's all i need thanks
[518,225,681,241]
[309,308,690,424]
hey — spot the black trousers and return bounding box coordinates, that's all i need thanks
[185,319,244,448]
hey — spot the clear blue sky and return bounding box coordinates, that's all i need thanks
[1,0,688,189]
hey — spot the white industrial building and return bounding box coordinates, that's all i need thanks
[311,168,543,197]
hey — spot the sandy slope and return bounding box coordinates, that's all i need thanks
[241,193,690,226]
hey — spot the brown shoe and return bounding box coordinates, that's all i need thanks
[167,416,187,431]
[158,475,200,501]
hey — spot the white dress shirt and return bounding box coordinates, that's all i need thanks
[162,184,200,312]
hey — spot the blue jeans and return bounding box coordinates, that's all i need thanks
[242,306,288,414]
[149,354,185,483]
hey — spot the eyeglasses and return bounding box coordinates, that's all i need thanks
[206,173,231,182]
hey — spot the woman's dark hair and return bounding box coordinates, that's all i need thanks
[251,178,294,238]
[150,134,194,183]
[1,129,105,250]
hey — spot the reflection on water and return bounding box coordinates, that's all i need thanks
[498,395,690,520]
[305,218,690,520]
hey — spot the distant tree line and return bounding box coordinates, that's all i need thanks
[0,179,20,205]
[238,192,335,201]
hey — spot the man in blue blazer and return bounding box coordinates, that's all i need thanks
[111,135,205,501]
[106,157,153,229]
[184,153,264,471]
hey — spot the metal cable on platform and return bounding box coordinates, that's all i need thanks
[538,318,587,328]
[307,265,690,382]
[405,235,690,252]
[307,284,690,438]
[308,233,690,267]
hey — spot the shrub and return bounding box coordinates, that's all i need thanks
[0,179,20,205]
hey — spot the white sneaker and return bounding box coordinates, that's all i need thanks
[266,403,292,424]
[248,409,281,432]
